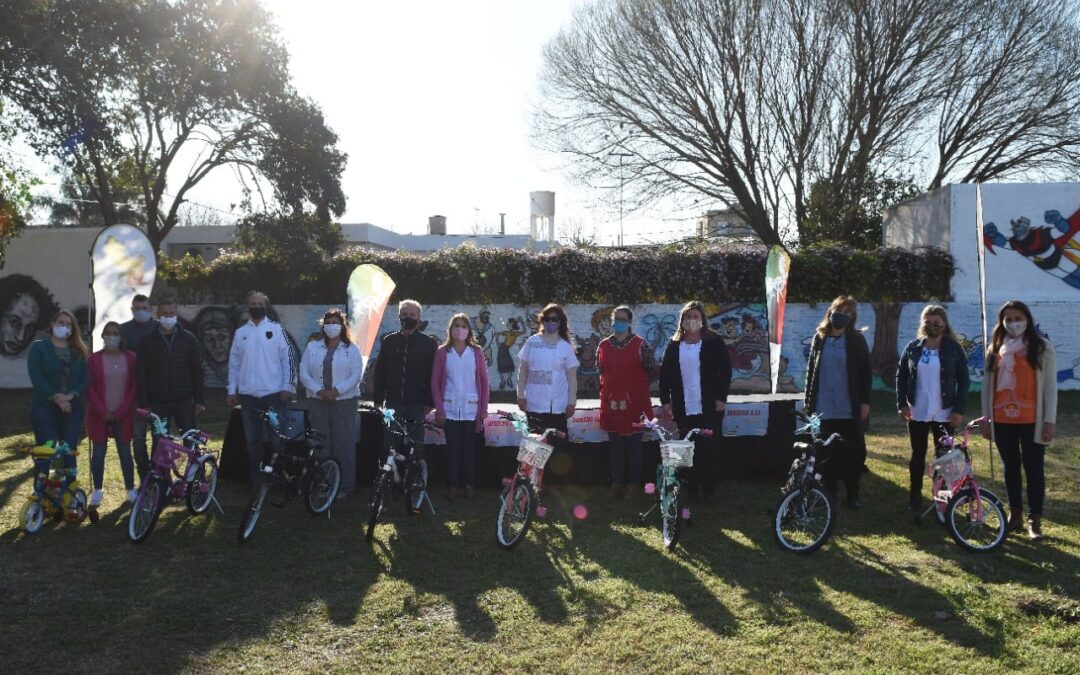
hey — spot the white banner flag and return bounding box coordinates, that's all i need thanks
[90,224,155,350]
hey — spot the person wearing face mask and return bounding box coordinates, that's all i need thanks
[371,299,438,484]
[86,321,138,505]
[299,308,363,498]
[27,310,89,462]
[981,300,1057,540]
[120,294,159,353]
[657,301,732,505]
[804,296,872,509]
[430,313,490,499]
[895,305,970,511]
[516,304,580,467]
[598,305,656,498]
[135,298,205,481]
[228,290,295,484]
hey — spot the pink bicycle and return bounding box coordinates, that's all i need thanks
[494,412,566,551]
[128,409,221,544]
[914,417,1006,552]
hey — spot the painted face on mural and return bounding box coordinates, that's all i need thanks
[201,324,231,364]
[1,293,41,355]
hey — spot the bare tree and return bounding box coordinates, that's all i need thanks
[536,0,1080,247]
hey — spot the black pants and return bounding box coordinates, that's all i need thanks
[525,412,569,484]
[676,413,724,499]
[608,432,643,486]
[819,418,864,497]
[995,422,1045,516]
[907,420,953,495]
[135,399,196,482]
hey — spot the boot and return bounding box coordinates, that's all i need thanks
[1007,508,1025,533]
[1027,515,1044,541]
[906,485,922,512]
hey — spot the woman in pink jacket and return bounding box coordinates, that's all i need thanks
[86,321,138,506]
[431,313,490,498]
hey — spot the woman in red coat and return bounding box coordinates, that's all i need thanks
[86,321,138,506]
[598,306,657,498]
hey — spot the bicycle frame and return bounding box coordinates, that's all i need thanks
[501,412,563,516]
[142,409,221,513]
[922,418,989,525]
[634,417,711,522]
[367,405,439,516]
[28,443,79,515]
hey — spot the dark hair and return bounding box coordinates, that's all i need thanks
[986,300,1044,372]
[320,307,352,345]
[0,274,59,354]
[536,303,571,342]
[156,297,177,310]
[131,294,150,304]
[612,305,633,322]
[673,301,707,341]
[816,296,858,337]
[100,320,126,351]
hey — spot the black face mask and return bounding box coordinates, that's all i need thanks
[249,306,267,320]
[400,317,418,330]
[829,312,851,330]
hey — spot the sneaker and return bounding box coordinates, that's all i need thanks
[1027,516,1044,541]
[126,489,139,504]
[89,489,103,507]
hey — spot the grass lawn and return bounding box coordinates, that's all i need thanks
[1,389,1078,673]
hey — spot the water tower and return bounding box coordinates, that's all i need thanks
[529,191,555,241]
[428,215,447,235]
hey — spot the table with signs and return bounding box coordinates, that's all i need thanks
[219,395,804,488]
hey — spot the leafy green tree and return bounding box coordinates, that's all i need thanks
[802,173,921,249]
[232,211,344,268]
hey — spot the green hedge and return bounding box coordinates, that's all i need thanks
[158,241,954,305]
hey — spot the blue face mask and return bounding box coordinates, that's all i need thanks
[612,320,631,334]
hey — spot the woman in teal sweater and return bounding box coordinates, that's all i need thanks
[28,309,89,450]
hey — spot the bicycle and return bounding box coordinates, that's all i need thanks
[237,408,342,544]
[494,411,565,551]
[772,412,842,554]
[914,417,1006,552]
[363,405,440,542]
[19,441,96,534]
[633,416,712,551]
[128,409,221,544]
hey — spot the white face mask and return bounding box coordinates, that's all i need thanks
[52,325,72,339]
[682,318,703,333]
[159,316,178,330]
[103,335,122,350]
[323,323,342,339]
[1004,319,1027,338]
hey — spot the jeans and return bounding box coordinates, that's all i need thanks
[443,420,477,488]
[240,394,286,484]
[995,422,1045,516]
[907,420,953,495]
[609,432,643,487]
[91,420,135,490]
[818,418,866,497]
[677,413,724,499]
[136,399,196,482]
[30,400,85,451]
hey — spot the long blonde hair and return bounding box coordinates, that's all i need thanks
[815,296,858,337]
[916,304,960,344]
[442,312,480,349]
[53,309,88,359]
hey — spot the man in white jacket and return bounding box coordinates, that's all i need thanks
[227,291,294,484]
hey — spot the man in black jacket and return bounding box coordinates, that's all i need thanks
[135,298,205,480]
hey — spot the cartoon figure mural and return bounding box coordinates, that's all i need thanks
[472,307,495,367]
[708,303,771,394]
[639,311,677,362]
[984,207,1080,290]
[0,274,59,357]
[494,315,525,390]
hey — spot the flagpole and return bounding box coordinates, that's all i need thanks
[974,183,994,482]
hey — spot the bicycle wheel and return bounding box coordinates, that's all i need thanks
[185,456,219,515]
[128,478,166,544]
[405,460,428,514]
[305,458,341,515]
[238,478,271,544]
[945,487,1006,552]
[773,482,836,554]
[660,480,683,551]
[365,470,392,542]
[931,472,947,525]
[63,487,89,524]
[20,500,45,534]
[495,477,535,551]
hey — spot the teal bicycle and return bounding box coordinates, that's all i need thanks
[634,417,712,550]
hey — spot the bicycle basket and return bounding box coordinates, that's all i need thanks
[932,448,970,485]
[660,440,694,468]
[517,436,554,469]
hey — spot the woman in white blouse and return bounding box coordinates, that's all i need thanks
[431,313,490,498]
[516,303,580,464]
[299,308,363,497]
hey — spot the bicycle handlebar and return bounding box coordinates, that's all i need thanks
[820,432,842,447]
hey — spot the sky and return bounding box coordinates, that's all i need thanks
[180,0,704,244]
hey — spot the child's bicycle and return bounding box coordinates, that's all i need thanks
[19,441,96,534]
[238,408,342,543]
[914,417,1006,552]
[128,409,221,544]
[494,411,566,550]
[771,412,842,554]
[632,416,711,551]
[363,405,440,542]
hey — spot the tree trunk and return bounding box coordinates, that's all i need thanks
[869,301,903,388]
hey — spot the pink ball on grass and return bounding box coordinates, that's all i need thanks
[573,504,589,520]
